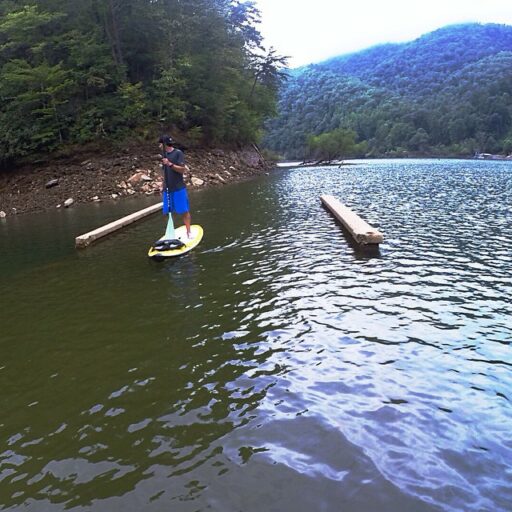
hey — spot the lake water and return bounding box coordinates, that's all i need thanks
[1,159,511,511]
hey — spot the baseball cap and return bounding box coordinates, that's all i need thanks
[159,135,175,145]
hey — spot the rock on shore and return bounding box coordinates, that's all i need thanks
[0,145,273,215]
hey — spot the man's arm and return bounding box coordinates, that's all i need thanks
[162,157,186,174]
[170,162,187,174]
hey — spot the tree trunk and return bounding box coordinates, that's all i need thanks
[107,0,124,68]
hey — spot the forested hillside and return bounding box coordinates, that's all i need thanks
[0,0,286,167]
[263,23,512,159]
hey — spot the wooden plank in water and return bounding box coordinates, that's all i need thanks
[320,195,383,245]
[75,202,162,248]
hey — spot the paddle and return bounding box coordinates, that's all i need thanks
[160,135,176,241]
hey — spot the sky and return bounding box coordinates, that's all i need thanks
[253,0,512,67]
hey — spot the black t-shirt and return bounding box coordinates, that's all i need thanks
[163,148,186,192]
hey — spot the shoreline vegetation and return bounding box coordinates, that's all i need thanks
[264,24,512,161]
[0,0,287,201]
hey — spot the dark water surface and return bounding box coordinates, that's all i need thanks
[1,159,511,511]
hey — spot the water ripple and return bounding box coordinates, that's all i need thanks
[1,159,511,511]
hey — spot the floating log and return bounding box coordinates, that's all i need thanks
[320,195,383,245]
[75,202,162,248]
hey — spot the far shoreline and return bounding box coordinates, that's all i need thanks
[2,152,510,219]
[276,154,512,168]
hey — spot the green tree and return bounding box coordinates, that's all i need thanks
[409,128,430,152]
[307,128,359,163]
[0,59,73,157]
[0,0,286,165]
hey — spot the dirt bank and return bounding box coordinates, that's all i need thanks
[0,143,274,217]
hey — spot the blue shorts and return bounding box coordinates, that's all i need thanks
[162,188,189,215]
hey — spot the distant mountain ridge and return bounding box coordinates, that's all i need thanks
[319,24,512,95]
[264,23,512,158]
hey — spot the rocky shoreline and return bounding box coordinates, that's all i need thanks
[0,144,274,217]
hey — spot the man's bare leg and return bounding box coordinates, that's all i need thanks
[183,212,191,237]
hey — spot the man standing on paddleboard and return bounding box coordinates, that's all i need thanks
[159,135,192,238]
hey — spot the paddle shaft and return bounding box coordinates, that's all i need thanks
[161,137,176,239]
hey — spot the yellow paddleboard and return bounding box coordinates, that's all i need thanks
[148,224,203,260]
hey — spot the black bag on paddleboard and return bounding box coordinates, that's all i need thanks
[153,239,185,251]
